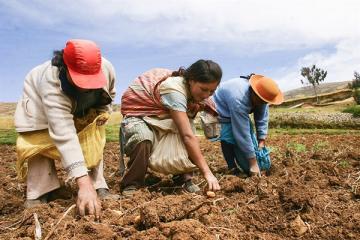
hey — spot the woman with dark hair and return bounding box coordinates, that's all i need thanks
[15,39,118,220]
[120,60,222,195]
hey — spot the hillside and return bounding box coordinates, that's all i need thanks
[284,81,351,100]
[0,81,353,115]
[0,102,16,116]
[0,102,121,116]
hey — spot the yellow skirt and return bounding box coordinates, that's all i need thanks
[16,111,109,181]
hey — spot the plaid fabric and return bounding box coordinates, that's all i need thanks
[121,68,173,117]
[202,98,217,116]
[121,117,154,155]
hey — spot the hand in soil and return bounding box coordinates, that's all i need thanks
[204,172,220,191]
[76,175,102,221]
[249,158,261,177]
[249,170,262,177]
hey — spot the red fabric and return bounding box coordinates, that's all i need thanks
[121,68,173,117]
[203,98,218,116]
[63,39,106,89]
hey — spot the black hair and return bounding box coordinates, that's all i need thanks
[172,59,222,84]
[51,50,66,70]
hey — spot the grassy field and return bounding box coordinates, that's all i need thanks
[1,104,359,144]
[269,128,360,135]
[271,98,355,113]
[343,105,360,117]
[0,112,123,144]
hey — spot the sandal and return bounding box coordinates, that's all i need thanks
[96,188,120,200]
[183,180,200,193]
[121,185,138,197]
[24,193,48,208]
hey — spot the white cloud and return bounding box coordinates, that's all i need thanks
[277,38,360,91]
[1,0,359,93]
[2,0,359,49]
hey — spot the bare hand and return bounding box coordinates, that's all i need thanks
[204,172,220,191]
[258,139,266,149]
[96,115,109,126]
[76,175,101,220]
[249,157,261,177]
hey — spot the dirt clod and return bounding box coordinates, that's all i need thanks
[290,215,308,236]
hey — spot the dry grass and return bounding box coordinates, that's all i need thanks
[108,111,122,124]
[270,99,356,113]
[0,112,122,129]
[0,116,14,129]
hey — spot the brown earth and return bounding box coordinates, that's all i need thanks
[0,135,360,239]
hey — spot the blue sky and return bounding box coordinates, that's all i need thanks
[0,0,359,103]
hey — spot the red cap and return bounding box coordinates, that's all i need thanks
[63,39,106,89]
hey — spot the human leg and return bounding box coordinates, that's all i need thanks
[88,159,120,199]
[25,155,61,207]
[233,146,251,175]
[121,140,152,189]
[221,140,241,174]
[120,117,154,195]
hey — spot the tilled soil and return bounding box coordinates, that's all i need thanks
[0,134,359,239]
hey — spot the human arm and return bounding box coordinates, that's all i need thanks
[76,175,101,220]
[230,106,256,159]
[230,104,260,174]
[258,139,266,149]
[159,80,220,190]
[39,69,100,217]
[170,110,220,191]
[254,104,269,148]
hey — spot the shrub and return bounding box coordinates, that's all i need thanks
[287,142,307,153]
[312,141,329,151]
[351,71,360,88]
[351,71,360,104]
[343,105,360,118]
[300,65,327,103]
[354,88,360,105]
[339,160,349,168]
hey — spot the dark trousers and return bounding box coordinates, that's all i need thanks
[221,141,250,174]
[120,140,152,188]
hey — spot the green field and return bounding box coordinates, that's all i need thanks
[1,104,360,145]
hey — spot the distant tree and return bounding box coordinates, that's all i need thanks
[300,65,327,104]
[351,71,360,104]
[351,71,360,88]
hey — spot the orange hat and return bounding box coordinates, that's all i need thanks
[63,39,106,89]
[249,74,284,105]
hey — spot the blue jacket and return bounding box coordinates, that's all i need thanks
[213,78,269,159]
